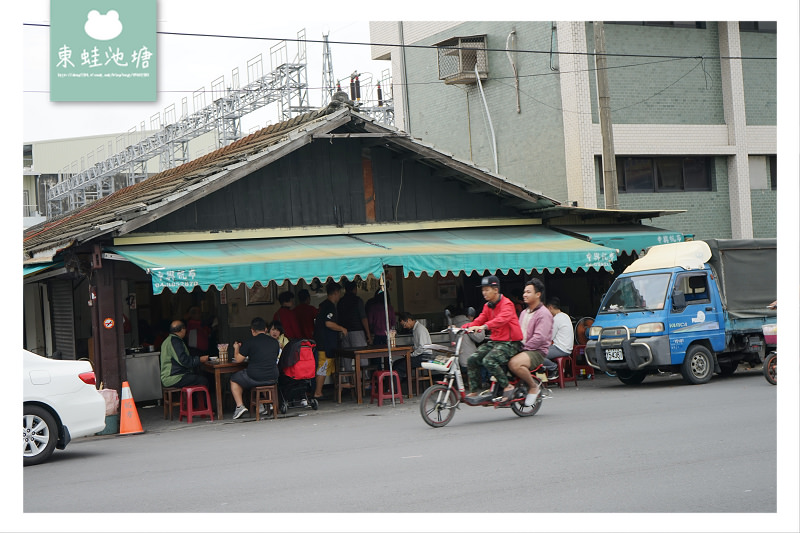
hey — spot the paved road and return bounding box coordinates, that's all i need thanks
[23,370,783,526]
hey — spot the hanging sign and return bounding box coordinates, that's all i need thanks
[103,318,115,329]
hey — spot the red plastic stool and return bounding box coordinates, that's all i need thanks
[179,385,214,423]
[572,345,595,380]
[370,370,404,407]
[545,356,577,389]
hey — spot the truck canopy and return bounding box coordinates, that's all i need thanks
[705,239,777,319]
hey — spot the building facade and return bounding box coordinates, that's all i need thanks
[369,21,777,240]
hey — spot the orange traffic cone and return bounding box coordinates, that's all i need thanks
[119,381,144,435]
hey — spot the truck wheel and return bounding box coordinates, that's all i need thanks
[681,345,714,384]
[616,370,646,385]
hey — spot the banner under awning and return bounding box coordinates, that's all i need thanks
[109,225,618,294]
[551,225,684,255]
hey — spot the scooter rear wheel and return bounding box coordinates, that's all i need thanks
[419,384,458,428]
[511,385,543,417]
[763,352,777,385]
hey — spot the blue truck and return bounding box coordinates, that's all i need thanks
[584,239,776,385]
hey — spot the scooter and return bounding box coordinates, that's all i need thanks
[762,323,776,385]
[418,328,550,428]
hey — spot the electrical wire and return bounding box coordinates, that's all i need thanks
[23,22,777,61]
[491,58,706,115]
[23,56,701,96]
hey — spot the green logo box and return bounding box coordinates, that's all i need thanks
[50,0,156,101]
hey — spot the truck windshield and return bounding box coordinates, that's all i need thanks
[600,273,671,313]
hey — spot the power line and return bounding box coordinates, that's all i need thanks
[492,58,707,115]
[22,56,699,95]
[23,22,777,61]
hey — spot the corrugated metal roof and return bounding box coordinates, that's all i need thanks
[23,99,560,261]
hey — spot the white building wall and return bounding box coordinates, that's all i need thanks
[28,131,219,176]
[557,21,597,208]
[369,21,463,132]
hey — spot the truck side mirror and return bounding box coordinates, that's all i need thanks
[672,290,686,311]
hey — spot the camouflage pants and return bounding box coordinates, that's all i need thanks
[467,341,523,392]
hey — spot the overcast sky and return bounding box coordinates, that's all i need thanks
[23,0,394,142]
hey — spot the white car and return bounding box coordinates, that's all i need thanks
[23,350,106,466]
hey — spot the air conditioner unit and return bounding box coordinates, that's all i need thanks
[435,35,489,85]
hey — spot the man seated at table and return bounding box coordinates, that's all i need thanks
[160,320,210,389]
[396,312,433,375]
[230,317,280,419]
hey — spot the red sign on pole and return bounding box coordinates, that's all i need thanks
[103,318,115,329]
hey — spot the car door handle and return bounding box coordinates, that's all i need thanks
[705,307,713,311]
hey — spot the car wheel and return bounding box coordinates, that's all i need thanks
[24,405,58,466]
[681,345,714,384]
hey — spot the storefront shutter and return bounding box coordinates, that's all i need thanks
[49,280,76,360]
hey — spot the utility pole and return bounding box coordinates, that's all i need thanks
[593,21,619,210]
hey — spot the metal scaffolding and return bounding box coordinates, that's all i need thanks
[46,31,312,218]
[45,29,394,218]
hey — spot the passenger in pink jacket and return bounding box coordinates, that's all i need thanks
[509,278,556,406]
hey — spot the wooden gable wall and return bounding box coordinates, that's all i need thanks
[134,140,520,234]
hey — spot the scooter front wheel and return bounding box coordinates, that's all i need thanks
[419,384,459,428]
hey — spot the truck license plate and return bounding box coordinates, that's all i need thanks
[605,348,624,361]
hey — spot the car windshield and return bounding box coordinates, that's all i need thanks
[600,273,671,312]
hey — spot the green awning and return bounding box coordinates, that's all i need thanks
[109,225,617,294]
[551,225,684,255]
[109,235,388,294]
[374,226,616,276]
[23,261,63,277]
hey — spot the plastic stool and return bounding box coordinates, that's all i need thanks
[545,356,577,389]
[572,345,595,380]
[250,385,278,420]
[162,386,182,420]
[370,370,404,407]
[179,385,214,423]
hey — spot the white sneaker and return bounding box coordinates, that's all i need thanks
[259,404,269,416]
[233,405,248,419]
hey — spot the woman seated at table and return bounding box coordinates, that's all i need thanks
[230,317,280,419]
[269,320,290,349]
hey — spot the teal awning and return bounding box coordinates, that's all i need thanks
[374,226,616,276]
[109,235,388,294]
[551,225,684,255]
[23,261,63,277]
[109,225,617,294]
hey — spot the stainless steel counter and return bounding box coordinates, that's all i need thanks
[124,351,162,402]
[395,331,451,347]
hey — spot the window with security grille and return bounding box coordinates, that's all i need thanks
[435,35,489,85]
[597,156,712,193]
